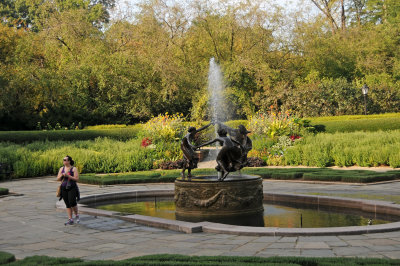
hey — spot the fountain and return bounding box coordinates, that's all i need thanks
[207,57,226,124]
[175,58,263,223]
[56,62,400,237]
[72,60,400,235]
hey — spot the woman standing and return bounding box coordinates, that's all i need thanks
[57,155,80,225]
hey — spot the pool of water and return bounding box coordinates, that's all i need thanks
[96,198,393,228]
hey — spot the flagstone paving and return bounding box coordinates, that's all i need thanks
[1,177,400,260]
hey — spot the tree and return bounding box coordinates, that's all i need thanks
[0,0,115,31]
[310,0,341,34]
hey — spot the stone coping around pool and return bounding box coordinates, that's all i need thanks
[176,174,260,183]
[56,189,400,236]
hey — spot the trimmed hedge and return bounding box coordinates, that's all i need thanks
[0,121,251,144]
[1,113,399,144]
[243,168,309,180]
[80,169,216,185]
[302,170,400,183]
[245,168,400,183]
[0,126,142,143]
[0,251,15,264]
[0,188,9,195]
[79,168,400,185]
[128,254,400,266]
[2,252,400,265]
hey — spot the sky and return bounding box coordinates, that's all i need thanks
[110,0,319,21]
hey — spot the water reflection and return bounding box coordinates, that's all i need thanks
[97,199,392,228]
[176,212,265,227]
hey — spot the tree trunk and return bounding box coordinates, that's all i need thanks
[382,0,387,23]
[341,0,346,32]
[310,0,339,34]
[230,25,234,62]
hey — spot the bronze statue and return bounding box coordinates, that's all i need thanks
[217,122,252,167]
[197,128,244,181]
[181,123,212,180]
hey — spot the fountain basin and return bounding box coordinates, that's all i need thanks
[175,175,263,218]
[57,190,400,236]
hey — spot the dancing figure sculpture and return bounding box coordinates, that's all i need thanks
[217,122,252,167]
[180,123,212,180]
[197,128,244,181]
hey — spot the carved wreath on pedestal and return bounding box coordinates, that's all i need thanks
[175,185,263,211]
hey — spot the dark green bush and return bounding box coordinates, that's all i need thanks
[243,168,306,180]
[79,168,400,185]
[0,188,9,195]
[0,251,15,264]
[0,127,142,143]
[80,169,217,185]
[302,170,400,183]
[7,255,82,265]
[302,173,342,182]
[4,253,400,265]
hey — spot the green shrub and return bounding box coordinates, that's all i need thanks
[85,124,131,130]
[284,130,400,168]
[248,111,313,139]
[80,169,217,185]
[0,188,9,195]
[78,168,400,185]
[0,251,15,264]
[0,126,143,143]
[7,255,82,265]
[302,170,400,183]
[389,152,400,168]
[0,138,182,178]
[3,253,400,265]
[142,113,186,144]
[302,173,342,182]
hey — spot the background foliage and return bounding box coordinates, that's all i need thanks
[1,0,400,130]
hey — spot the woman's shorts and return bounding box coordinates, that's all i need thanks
[61,186,78,208]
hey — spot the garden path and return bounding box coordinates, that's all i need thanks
[1,177,400,260]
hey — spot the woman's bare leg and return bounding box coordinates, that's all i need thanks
[66,208,72,219]
[72,206,78,216]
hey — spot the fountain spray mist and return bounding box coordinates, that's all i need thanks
[207,57,227,124]
[207,57,227,156]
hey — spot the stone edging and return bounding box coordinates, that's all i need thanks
[56,190,400,236]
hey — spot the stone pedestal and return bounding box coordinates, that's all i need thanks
[174,175,263,219]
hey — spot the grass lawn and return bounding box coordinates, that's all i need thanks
[79,168,400,185]
[308,113,400,133]
[1,252,400,265]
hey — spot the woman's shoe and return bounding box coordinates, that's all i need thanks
[64,219,74,226]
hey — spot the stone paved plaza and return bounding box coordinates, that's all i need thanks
[2,177,400,260]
